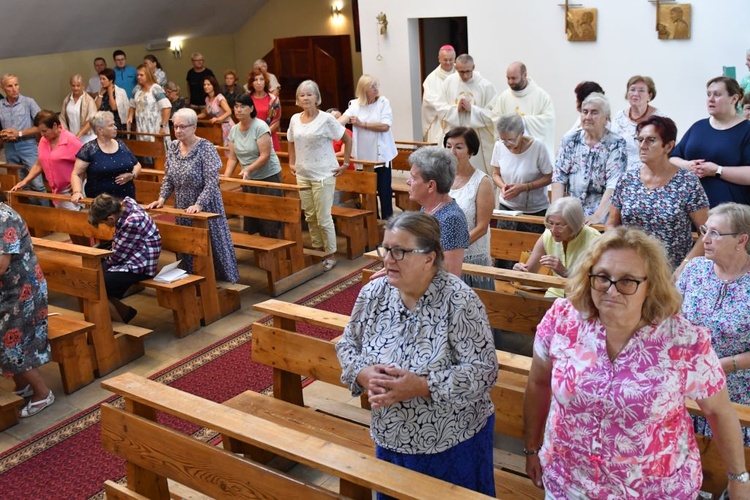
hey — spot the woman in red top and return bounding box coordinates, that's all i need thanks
[248,67,281,152]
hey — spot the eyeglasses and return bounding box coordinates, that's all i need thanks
[699,224,740,240]
[589,274,647,295]
[173,124,195,130]
[376,245,431,261]
[544,221,568,230]
[500,136,521,146]
[633,136,660,147]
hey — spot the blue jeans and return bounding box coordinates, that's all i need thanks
[5,139,49,205]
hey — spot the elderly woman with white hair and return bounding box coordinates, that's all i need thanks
[339,74,397,220]
[71,111,142,203]
[287,80,352,271]
[513,196,600,297]
[60,74,97,144]
[552,92,627,224]
[407,146,469,277]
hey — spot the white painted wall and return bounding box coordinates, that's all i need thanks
[357,0,750,148]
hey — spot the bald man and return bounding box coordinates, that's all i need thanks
[436,54,497,176]
[421,45,456,144]
[489,62,556,160]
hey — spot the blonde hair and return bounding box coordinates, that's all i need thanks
[566,227,682,323]
[355,74,378,106]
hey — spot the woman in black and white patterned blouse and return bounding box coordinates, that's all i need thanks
[336,211,498,498]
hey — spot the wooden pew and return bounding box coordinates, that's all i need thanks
[393,182,420,212]
[47,314,96,394]
[195,120,224,145]
[8,191,229,335]
[392,140,436,172]
[0,393,25,432]
[31,237,147,377]
[252,298,750,498]
[117,131,168,170]
[491,212,606,233]
[0,162,26,183]
[101,372,495,500]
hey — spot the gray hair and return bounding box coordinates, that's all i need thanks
[709,202,750,252]
[496,113,525,136]
[191,52,203,60]
[173,107,198,126]
[0,73,17,86]
[69,74,84,85]
[581,92,611,119]
[165,81,180,92]
[546,196,585,233]
[456,54,474,66]
[295,80,322,106]
[408,146,456,194]
[384,211,444,268]
[90,110,114,132]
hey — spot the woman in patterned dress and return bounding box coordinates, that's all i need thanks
[336,211,498,498]
[551,93,627,224]
[677,203,750,447]
[146,108,239,283]
[197,75,234,148]
[0,202,54,417]
[126,64,171,146]
[525,227,750,499]
[608,115,708,271]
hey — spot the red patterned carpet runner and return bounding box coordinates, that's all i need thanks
[0,262,377,499]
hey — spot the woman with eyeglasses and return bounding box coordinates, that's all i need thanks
[677,203,750,450]
[491,114,553,235]
[337,211,498,497]
[608,116,708,271]
[513,196,599,298]
[552,93,627,224]
[525,226,750,499]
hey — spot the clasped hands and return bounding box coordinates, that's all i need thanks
[357,364,429,409]
[687,159,720,178]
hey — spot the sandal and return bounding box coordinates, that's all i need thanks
[20,391,55,418]
[322,259,337,272]
[13,384,33,398]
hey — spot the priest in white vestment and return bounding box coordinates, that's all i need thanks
[437,54,497,177]
[421,45,456,144]
[488,62,556,160]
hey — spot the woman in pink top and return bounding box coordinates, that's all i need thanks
[524,227,750,499]
[10,110,81,210]
[248,67,281,152]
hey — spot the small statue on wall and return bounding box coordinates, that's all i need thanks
[657,3,691,40]
[376,12,388,35]
[567,8,597,42]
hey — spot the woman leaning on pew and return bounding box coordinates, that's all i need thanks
[337,211,498,498]
[524,227,750,499]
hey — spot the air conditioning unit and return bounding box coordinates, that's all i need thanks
[146,40,171,51]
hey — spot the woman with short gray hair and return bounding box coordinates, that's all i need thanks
[491,113,553,238]
[552,92,627,224]
[407,146,469,276]
[71,110,142,203]
[513,196,600,298]
[60,74,97,143]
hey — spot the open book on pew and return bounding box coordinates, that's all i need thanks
[493,209,523,216]
[153,260,188,283]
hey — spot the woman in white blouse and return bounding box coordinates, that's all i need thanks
[340,75,397,219]
[60,74,97,144]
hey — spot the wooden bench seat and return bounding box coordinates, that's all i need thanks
[0,393,24,432]
[101,372,494,500]
[139,274,206,338]
[47,314,96,394]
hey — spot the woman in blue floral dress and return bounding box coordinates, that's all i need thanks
[146,108,239,283]
[609,116,709,270]
[0,202,55,417]
[677,202,750,445]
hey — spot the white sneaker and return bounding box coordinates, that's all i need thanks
[20,391,55,418]
[322,258,337,272]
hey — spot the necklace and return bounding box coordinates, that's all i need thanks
[628,105,651,123]
[452,172,472,190]
[427,198,447,215]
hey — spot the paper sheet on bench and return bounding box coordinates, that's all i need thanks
[153,260,188,283]
[493,209,523,216]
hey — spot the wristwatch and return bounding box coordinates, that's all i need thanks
[17,130,22,138]
[715,165,723,178]
[728,471,750,483]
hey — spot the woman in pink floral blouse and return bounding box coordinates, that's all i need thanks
[524,227,750,499]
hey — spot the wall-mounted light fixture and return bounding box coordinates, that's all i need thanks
[169,37,183,59]
[331,4,342,18]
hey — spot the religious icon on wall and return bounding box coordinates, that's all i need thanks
[657,3,691,40]
[566,8,597,42]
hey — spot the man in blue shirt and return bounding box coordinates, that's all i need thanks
[0,74,47,197]
[112,50,137,98]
